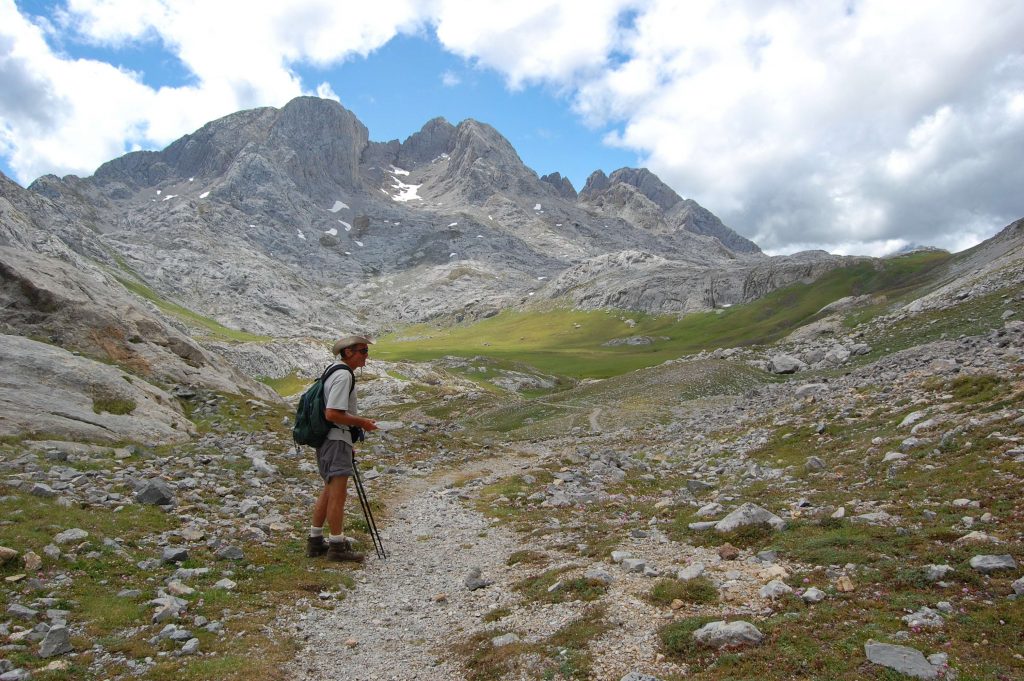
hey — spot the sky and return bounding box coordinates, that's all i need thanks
[1,1,1023,257]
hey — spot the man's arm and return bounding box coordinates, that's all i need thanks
[325,409,378,431]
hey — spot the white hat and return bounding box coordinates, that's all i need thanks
[332,335,374,356]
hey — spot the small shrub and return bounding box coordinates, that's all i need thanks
[515,568,607,604]
[507,550,548,566]
[649,577,718,606]
[659,616,717,658]
[92,394,137,415]
[948,374,1005,405]
[482,607,511,623]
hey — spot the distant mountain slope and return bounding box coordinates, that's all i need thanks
[16,96,838,336]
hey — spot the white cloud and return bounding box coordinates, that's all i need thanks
[432,0,638,88]
[441,69,460,87]
[1,0,1022,256]
[572,0,1024,253]
[315,81,341,102]
[0,0,428,182]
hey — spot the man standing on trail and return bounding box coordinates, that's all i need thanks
[307,335,379,562]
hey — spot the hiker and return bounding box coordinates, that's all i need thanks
[307,335,379,562]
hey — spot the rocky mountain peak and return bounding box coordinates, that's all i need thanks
[397,117,456,168]
[606,167,683,212]
[263,97,369,197]
[438,119,539,201]
[539,172,577,200]
[670,199,762,254]
[581,169,610,196]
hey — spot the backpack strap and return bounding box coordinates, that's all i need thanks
[321,363,359,439]
[320,363,356,401]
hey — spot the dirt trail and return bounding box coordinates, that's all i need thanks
[286,452,534,680]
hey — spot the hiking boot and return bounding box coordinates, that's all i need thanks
[326,539,364,563]
[306,536,328,558]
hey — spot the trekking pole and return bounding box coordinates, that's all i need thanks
[351,458,387,560]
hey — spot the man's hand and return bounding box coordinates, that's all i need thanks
[361,418,379,431]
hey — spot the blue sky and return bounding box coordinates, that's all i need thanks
[3,3,637,192]
[297,35,639,191]
[2,0,1023,256]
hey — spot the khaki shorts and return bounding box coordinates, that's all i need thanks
[316,439,354,482]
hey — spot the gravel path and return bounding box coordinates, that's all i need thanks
[286,455,530,680]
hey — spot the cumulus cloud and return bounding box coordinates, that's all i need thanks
[572,0,1024,253]
[1,0,1022,255]
[0,0,427,182]
[432,0,637,88]
[441,69,461,87]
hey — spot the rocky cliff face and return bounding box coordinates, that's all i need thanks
[0,173,280,421]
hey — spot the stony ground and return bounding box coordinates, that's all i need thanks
[2,272,1023,680]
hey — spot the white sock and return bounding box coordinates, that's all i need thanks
[329,533,346,544]
[309,527,323,538]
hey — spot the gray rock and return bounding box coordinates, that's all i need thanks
[53,528,88,544]
[687,521,718,531]
[1012,577,1024,595]
[250,458,276,475]
[692,620,764,648]
[801,587,826,603]
[0,331,203,444]
[759,580,793,599]
[215,545,245,561]
[491,633,519,647]
[677,563,705,581]
[899,411,928,428]
[38,624,72,658]
[464,567,493,591]
[0,669,31,681]
[8,604,38,620]
[902,607,945,629]
[969,554,1017,573]
[686,479,714,494]
[714,502,787,533]
[925,564,954,581]
[864,642,940,679]
[136,479,175,506]
[584,568,614,584]
[795,383,827,399]
[610,550,632,563]
[622,558,648,574]
[769,354,806,374]
[695,502,724,517]
[850,342,871,355]
[805,455,826,471]
[181,638,201,655]
[30,483,58,497]
[162,547,189,563]
[213,578,236,590]
[620,673,662,681]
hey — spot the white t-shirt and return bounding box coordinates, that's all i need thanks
[323,363,358,443]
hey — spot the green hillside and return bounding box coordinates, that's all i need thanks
[375,251,950,379]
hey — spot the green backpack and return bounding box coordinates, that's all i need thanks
[292,364,355,448]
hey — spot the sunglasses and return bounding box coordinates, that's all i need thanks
[350,347,369,355]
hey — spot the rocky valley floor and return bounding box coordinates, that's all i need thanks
[2,279,1024,680]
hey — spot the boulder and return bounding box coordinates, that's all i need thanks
[692,621,764,648]
[768,354,806,374]
[714,503,787,533]
[38,624,72,658]
[969,554,1017,574]
[136,479,175,506]
[864,642,940,679]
